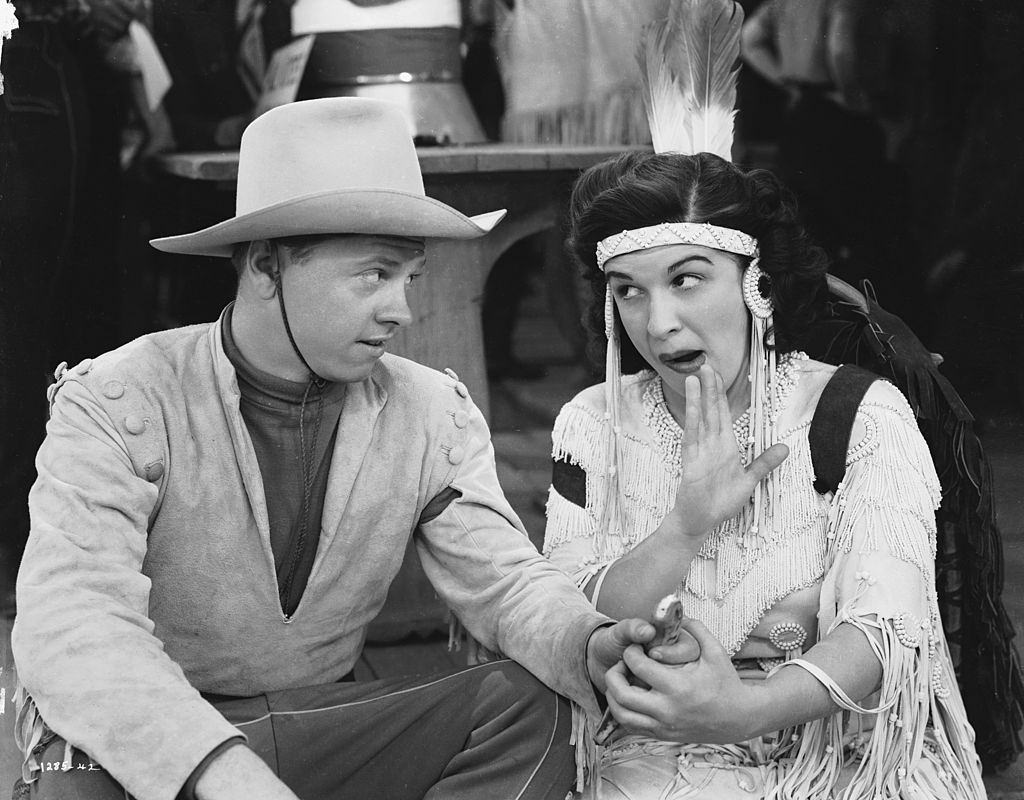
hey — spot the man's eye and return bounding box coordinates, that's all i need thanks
[363,270,385,284]
[406,272,423,285]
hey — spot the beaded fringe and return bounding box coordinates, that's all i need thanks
[762,386,982,799]
[766,610,984,798]
[826,397,942,578]
[548,391,833,655]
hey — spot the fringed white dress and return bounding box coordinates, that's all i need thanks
[544,357,986,799]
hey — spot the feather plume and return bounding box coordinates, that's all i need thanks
[637,0,744,158]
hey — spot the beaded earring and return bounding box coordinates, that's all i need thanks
[742,257,776,548]
[600,285,623,552]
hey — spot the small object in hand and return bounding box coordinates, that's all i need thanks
[595,595,685,745]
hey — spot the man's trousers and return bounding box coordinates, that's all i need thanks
[18,660,576,800]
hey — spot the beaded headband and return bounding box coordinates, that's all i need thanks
[596,221,758,271]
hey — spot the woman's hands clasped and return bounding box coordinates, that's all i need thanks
[668,364,788,539]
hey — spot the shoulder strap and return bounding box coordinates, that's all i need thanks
[809,364,879,495]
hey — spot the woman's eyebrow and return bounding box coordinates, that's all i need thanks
[668,255,713,272]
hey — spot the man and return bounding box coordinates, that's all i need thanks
[11,98,658,800]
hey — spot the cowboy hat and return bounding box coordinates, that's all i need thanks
[150,98,506,257]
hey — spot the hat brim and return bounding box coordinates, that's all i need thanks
[149,188,506,257]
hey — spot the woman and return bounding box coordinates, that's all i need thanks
[543,150,986,798]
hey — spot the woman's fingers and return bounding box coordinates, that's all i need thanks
[683,374,701,442]
[605,691,663,735]
[716,370,734,436]
[746,442,789,483]
[605,661,669,722]
[699,365,719,435]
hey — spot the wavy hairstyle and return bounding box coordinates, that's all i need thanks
[568,151,829,374]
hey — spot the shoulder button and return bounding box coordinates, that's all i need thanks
[124,414,148,436]
[143,461,165,482]
[74,358,93,375]
[454,381,469,399]
[444,367,460,382]
[53,361,69,381]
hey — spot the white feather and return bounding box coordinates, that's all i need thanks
[637,0,744,158]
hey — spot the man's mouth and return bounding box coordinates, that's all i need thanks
[358,336,392,351]
[658,349,706,374]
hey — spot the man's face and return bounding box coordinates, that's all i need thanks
[277,234,426,383]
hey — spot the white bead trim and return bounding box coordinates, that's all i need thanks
[596,222,758,270]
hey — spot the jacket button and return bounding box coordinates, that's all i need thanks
[74,358,93,375]
[144,461,165,481]
[454,382,469,398]
[453,410,468,429]
[103,381,125,400]
[124,415,147,435]
[448,446,465,465]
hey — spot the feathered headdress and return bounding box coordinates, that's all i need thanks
[637,0,743,158]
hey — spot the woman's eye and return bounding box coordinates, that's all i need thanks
[614,284,640,300]
[673,274,701,290]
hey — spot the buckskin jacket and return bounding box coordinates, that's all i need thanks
[11,318,611,800]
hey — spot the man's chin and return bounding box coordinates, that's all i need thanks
[324,358,380,385]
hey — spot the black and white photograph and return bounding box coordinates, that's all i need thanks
[1,0,1022,797]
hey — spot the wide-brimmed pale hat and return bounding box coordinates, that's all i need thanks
[150,98,506,257]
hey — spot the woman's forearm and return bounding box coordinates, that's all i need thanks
[743,623,883,738]
[587,514,707,620]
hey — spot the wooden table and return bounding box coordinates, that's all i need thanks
[153,144,644,640]
[154,144,645,418]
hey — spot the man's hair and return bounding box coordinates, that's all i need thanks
[230,235,339,281]
[567,151,830,373]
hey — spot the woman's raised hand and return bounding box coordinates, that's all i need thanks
[670,364,788,538]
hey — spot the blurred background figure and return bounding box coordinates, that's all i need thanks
[476,0,670,382]
[923,0,1024,423]
[741,0,931,330]
[0,0,155,615]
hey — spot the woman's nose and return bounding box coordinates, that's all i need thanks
[646,290,682,339]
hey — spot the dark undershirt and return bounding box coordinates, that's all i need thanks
[221,305,346,616]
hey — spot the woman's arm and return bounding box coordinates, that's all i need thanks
[604,619,881,743]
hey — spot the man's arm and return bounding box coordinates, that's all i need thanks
[412,379,627,718]
[11,376,254,800]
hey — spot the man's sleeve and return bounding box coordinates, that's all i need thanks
[413,384,612,721]
[11,378,244,800]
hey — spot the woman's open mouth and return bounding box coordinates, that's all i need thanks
[659,349,706,374]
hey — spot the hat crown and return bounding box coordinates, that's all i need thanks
[235,98,425,216]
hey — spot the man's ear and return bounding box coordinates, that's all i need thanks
[241,240,279,300]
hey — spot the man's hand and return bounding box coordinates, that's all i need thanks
[604,619,754,744]
[194,744,301,800]
[585,619,655,694]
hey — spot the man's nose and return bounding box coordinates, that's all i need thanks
[378,283,414,328]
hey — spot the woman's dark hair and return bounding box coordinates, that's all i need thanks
[567,151,829,374]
